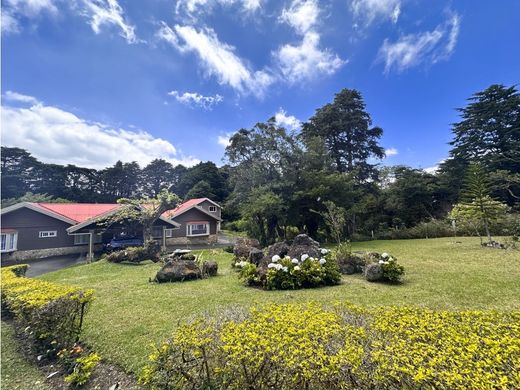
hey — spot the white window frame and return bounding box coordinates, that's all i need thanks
[186,223,210,237]
[73,233,102,245]
[1,232,18,253]
[208,206,217,212]
[164,228,174,238]
[39,230,57,238]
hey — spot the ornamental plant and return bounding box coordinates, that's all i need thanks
[265,251,340,290]
[140,302,520,390]
[1,265,94,356]
[64,353,101,386]
[377,253,405,282]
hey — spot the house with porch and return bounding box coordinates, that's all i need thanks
[0,198,222,261]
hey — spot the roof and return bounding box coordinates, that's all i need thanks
[36,203,122,223]
[163,198,222,221]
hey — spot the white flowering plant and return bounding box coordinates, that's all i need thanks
[375,253,404,282]
[265,253,341,290]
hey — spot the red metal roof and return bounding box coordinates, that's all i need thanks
[162,198,207,219]
[35,203,122,223]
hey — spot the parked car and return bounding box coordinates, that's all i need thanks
[103,237,144,252]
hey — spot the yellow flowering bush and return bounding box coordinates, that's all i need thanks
[0,265,94,355]
[140,303,520,390]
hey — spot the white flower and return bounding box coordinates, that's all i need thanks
[381,252,389,259]
[294,266,300,271]
[319,258,327,265]
[236,260,248,268]
[310,257,317,261]
[291,258,299,264]
[301,254,309,261]
[268,263,277,269]
[272,255,281,263]
[378,260,384,264]
[320,248,329,255]
[282,266,288,272]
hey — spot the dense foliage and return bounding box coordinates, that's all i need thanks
[0,265,94,356]
[2,84,518,243]
[140,302,520,389]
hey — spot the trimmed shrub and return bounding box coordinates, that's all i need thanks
[140,303,520,390]
[105,240,160,263]
[1,265,94,356]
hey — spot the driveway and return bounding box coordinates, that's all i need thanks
[2,254,87,277]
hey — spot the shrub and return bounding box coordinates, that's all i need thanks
[0,265,94,356]
[334,242,365,275]
[223,245,234,254]
[380,258,405,282]
[105,240,160,263]
[265,253,341,290]
[140,303,520,390]
[64,353,101,386]
[237,262,260,286]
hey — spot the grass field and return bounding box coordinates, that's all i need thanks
[39,237,520,374]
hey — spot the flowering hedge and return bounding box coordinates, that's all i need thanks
[140,302,520,389]
[1,265,94,355]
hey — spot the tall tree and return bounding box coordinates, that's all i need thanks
[302,88,385,181]
[1,147,41,198]
[141,159,175,197]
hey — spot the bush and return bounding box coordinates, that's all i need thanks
[380,258,405,282]
[105,240,160,263]
[140,303,520,390]
[236,262,260,286]
[0,265,94,356]
[64,353,101,386]
[265,253,341,290]
[363,253,405,283]
[334,242,366,275]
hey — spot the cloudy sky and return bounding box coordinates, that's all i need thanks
[2,0,519,170]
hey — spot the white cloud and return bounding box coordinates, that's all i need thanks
[217,133,232,147]
[385,147,398,157]
[351,0,401,26]
[175,0,263,19]
[275,0,345,83]
[279,0,319,35]
[275,31,345,83]
[1,94,199,169]
[157,23,274,97]
[1,11,21,34]
[274,108,301,131]
[168,90,223,110]
[423,166,439,174]
[3,90,40,104]
[1,0,58,34]
[82,0,138,44]
[378,13,460,73]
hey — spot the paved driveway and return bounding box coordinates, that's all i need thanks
[2,254,87,277]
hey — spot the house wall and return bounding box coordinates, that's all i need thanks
[1,208,90,261]
[170,208,218,239]
[197,200,222,220]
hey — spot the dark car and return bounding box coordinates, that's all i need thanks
[104,237,144,252]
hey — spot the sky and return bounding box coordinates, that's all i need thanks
[2,0,519,171]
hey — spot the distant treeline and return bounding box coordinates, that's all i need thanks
[2,84,519,243]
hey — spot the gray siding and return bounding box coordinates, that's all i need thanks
[1,208,79,251]
[171,208,218,238]
[197,200,222,220]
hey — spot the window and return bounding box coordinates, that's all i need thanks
[209,206,217,212]
[165,229,174,238]
[1,232,18,252]
[74,233,102,245]
[152,227,175,238]
[187,223,209,237]
[39,231,57,238]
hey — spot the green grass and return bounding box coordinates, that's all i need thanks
[1,321,52,390]
[40,237,520,374]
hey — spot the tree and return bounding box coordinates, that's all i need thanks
[96,190,181,241]
[319,201,346,244]
[1,147,41,198]
[177,162,228,201]
[98,161,141,201]
[2,192,71,207]
[449,163,509,244]
[302,88,385,181]
[141,159,176,197]
[185,180,216,200]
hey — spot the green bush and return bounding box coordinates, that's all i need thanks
[105,240,160,263]
[140,303,520,390]
[1,265,94,356]
[64,353,101,386]
[237,262,260,286]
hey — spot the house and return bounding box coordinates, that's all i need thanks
[0,198,222,262]
[161,198,222,245]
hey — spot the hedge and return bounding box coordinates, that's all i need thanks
[140,302,520,389]
[1,265,94,356]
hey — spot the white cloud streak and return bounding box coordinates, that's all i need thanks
[157,23,274,97]
[175,0,263,19]
[3,90,40,104]
[168,90,223,110]
[275,0,345,83]
[217,133,232,147]
[82,0,138,44]
[385,147,398,157]
[378,13,460,73]
[1,94,199,169]
[351,0,401,26]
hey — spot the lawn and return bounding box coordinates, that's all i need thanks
[40,237,520,374]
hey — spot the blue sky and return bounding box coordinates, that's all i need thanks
[2,0,519,170]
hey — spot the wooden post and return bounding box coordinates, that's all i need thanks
[87,229,95,263]
[162,226,167,250]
